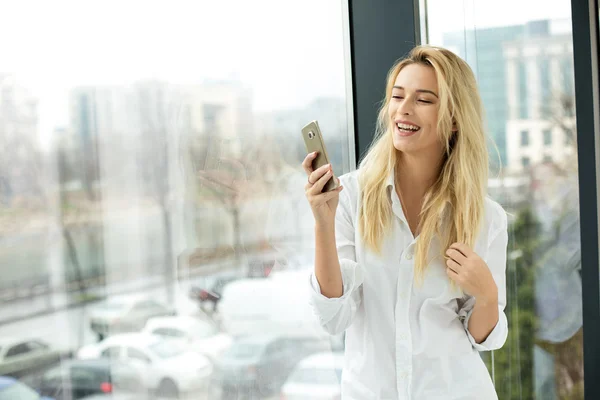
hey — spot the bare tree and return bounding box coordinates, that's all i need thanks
[197,157,249,268]
[0,75,96,302]
[135,82,183,301]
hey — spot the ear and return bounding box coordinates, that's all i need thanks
[451,120,458,132]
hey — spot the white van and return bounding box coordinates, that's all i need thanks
[218,268,344,349]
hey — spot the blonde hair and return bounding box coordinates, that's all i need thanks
[358,45,488,283]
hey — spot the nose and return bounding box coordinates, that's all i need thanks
[396,97,414,116]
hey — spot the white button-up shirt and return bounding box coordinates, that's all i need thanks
[309,170,509,400]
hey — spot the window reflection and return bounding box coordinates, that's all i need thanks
[0,1,349,399]
[425,2,583,399]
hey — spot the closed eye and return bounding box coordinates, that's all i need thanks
[418,99,432,104]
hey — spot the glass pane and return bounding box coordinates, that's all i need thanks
[424,1,582,399]
[0,1,350,399]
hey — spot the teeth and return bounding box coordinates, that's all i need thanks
[397,123,419,131]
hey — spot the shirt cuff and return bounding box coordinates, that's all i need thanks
[461,303,508,351]
[308,258,362,325]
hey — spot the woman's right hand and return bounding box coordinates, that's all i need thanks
[303,152,344,228]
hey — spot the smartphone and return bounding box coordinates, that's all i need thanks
[301,120,338,192]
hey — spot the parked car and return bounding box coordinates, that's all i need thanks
[0,376,54,400]
[280,352,344,400]
[38,359,144,400]
[214,333,330,399]
[188,276,238,312]
[142,316,232,361]
[89,296,175,340]
[77,333,212,399]
[78,395,138,400]
[0,337,67,378]
[79,395,138,400]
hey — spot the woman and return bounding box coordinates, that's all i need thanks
[303,46,508,399]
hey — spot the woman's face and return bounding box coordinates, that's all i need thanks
[389,63,444,158]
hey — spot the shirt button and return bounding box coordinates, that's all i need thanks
[405,252,413,260]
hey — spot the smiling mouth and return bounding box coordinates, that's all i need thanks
[396,122,421,134]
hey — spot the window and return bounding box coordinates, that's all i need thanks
[521,130,530,146]
[70,368,100,387]
[562,57,574,96]
[148,341,185,359]
[543,129,552,146]
[126,347,151,364]
[26,341,48,352]
[540,59,551,117]
[518,61,529,119]
[100,347,121,359]
[5,343,31,358]
[0,0,344,397]
[424,3,582,399]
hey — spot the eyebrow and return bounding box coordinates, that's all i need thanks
[393,86,438,98]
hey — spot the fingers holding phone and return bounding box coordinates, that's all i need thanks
[305,159,338,193]
[301,120,344,226]
[302,152,343,227]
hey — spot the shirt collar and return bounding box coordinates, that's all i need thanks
[385,169,395,199]
[385,168,412,226]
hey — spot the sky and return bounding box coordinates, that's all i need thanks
[0,0,574,147]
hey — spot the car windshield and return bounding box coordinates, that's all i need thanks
[0,382,40,400]
[288,367,342,385]
[147,340,185,359]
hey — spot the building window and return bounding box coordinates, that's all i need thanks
[543,129,552,146]
[520,130,529,146]
[543,155,552,163]
[562,57,574,96]
[518,61,528,119]
[521,156,530,168]
[540,59,551,117]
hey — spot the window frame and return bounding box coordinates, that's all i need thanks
[570,0,600,397]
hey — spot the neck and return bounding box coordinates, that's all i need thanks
[395,152,444,199]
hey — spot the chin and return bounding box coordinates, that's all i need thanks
[392,138,417,154]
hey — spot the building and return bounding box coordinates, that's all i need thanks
[184,80,253,159]
[0,74,40,204]
[503,31,576,172]
[443,19,574,172]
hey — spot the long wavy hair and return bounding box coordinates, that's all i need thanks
[358,45,488,283]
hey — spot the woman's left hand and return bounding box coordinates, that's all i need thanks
[445,243,498,305]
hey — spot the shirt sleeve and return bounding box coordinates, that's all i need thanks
[458,208,509,351]
[308,176,364,336]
